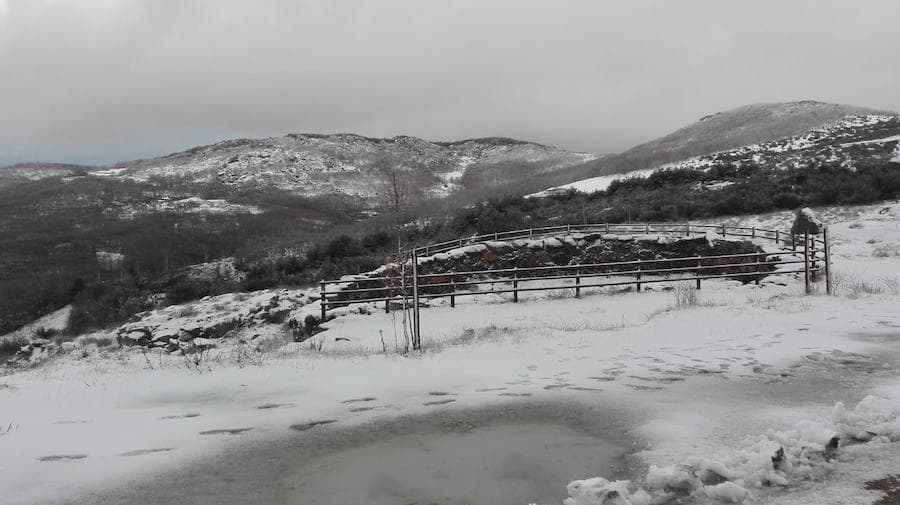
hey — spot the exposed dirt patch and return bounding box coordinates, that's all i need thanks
[866,475,900,505]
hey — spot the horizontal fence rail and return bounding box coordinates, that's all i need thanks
[320,223,832,350]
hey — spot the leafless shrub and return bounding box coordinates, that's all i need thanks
[832,273,900,298]
[872,243,900,258]
[177,304,198,318]
[545,288,575,300]
[673,283,699,309]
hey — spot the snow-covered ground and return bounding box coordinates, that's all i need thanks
[2,201,900,505]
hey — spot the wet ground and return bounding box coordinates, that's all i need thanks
[74,401,642,505]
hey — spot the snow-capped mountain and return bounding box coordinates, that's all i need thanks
[1,134,596,202]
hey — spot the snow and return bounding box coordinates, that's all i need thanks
[528,168,657,197]
[3,201,900,505]
[532,114,900,197]
[892,143,900,163]
[0,305,71,343]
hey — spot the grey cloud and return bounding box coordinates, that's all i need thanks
[1,0,899,165]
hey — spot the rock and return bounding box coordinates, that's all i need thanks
[791,207,823,236]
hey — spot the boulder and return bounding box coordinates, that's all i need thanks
[791,207,823,236]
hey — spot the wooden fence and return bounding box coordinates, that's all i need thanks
[320,223,832,350]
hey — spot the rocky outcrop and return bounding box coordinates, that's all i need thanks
[115,289,311,352]
[791,207,823,236]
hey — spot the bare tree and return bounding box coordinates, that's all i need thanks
[372,155,422,352]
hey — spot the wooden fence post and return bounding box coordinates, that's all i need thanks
[810,237,818,283]
[320,280,327,321]
[752,227,756,238]
[636,260,642,292]
[513,267,519,303]
[721,223,726,236]
[754,255,761,285]
[803,231,811,295]
[575,267,581,298]
[685,223,690,235]
[449,274,456,308]
[696,256,702,290]
[775,230,780,247]
[411,250,421,349]
[645,222,650,234]
[824,226,833,295]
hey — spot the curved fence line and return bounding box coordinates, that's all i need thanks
[320,222,833,350]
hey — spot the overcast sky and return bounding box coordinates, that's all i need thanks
[1,0,899,165]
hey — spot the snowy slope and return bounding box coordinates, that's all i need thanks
[2,201,900,505]
[534,114,900,196]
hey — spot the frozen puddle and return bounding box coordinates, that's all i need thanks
[289,422,626,505]
[79,401,636,505]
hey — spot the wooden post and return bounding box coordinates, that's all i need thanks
[754,255,761,285]
[721,223,726,236]
[319,281,327,321]
[685,223,690,236]
[751,227,756,238]
[450,274,456,308]
[792,234,797,251]
[775,230,780,247]
[458,238,463,248]
[645,222,650,234]
[636,260,642,292]
[605,222,610,233]
[512,267,519,303]
[810,237,818,283]
[494,231,498,240]
[803,231,811,295]
[411,251,421,350]
[575,267,581,298]
[696,256,702,290]
[824,226,833,295]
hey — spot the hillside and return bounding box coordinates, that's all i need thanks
[1,135,595,203]
[556,101,897,181]
[535,106,900,196]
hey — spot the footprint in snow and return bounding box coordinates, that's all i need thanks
[199,428,253,435]
[476,387,507,392]
[340,397,377,404]
[161,413,200,420]
[38,454,87,462]
[290,420,337,431]
[423,399,457,406]
[349,406,378,413]
[625,384,665,392]
[52,420,92,425]
[567,386,604,392]
[119,448,173,457]
[257,403,294,410]
[588,376,616,382]
[498,392,532,397]
[428,391,457,396]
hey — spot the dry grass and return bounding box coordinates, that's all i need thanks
[832,273,900,298]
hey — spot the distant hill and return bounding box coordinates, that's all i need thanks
[575,101,897,177]
[0,134,595,204]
